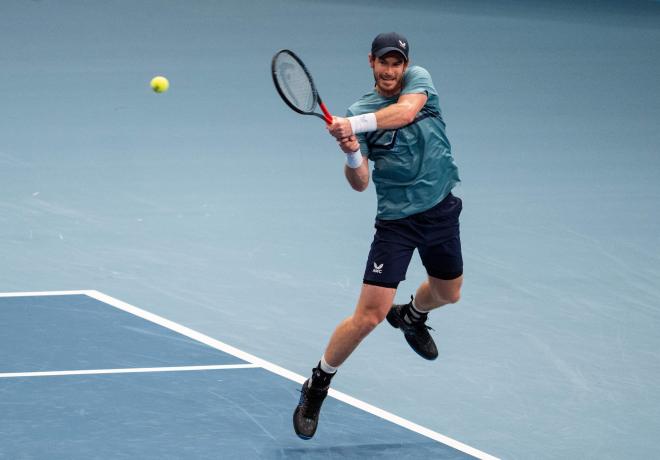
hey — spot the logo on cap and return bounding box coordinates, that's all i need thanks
[399,40,406,49]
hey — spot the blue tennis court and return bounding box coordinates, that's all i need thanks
[0,291,495,459]
[2,1,659,458]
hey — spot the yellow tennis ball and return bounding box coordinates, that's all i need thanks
[150,76,169,93]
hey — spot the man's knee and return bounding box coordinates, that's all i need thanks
[353,299,392,337]
[351,283,396,337]
[352,307,387,338]
[442,288,461,304]
[429,277,462,305]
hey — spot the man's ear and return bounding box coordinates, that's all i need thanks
[368,53,375,69]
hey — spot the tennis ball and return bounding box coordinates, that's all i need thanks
[150,76,169,93]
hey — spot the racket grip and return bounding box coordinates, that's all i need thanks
[319,102,333,125]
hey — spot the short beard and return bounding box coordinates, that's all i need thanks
[373,71,403,96]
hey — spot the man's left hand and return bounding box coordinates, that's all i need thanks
[328,116,353,139]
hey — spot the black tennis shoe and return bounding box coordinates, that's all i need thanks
[386,297,438,360]
[293,379,329,439]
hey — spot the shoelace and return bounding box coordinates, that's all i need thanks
[401,318,434,333]
[299,385,327,417]
[409,324,434,337]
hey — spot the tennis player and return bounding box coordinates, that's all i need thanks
[293,32,463,439]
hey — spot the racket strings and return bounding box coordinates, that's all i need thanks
[273,53,316,113]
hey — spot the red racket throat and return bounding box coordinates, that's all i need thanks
[319,101,332,125]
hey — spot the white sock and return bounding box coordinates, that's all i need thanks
[404,298,428,324]
[319,355,338,374]
[412,298,429,314]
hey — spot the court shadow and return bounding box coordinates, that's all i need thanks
[276,441,471,459]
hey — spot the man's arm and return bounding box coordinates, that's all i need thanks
[373,92,428,128]
[337,135,369,192]
[328,92,427,139]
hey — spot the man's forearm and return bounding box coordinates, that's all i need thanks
[347,102,414,134]
[373,100,419,129]
[337,93,428,139]
[344,160,369,192]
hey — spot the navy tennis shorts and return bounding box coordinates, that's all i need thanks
[363,193,463,289]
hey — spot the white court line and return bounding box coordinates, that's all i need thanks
[0,364,259,379]
[0,290,499,460]
[0,290,90,298]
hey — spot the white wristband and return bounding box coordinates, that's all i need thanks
[346,150,363,169]
[348,113,377,134]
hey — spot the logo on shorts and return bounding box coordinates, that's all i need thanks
[372,262,384,274]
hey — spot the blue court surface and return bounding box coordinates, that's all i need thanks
[2,1,660,459]
[0,291,496,459]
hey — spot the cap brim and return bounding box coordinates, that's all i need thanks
[373,47,408,61]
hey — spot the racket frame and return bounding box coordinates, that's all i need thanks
[271,49,333,124]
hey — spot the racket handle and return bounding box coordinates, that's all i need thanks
[319,101,333,125]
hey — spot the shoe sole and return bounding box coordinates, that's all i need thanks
[293,407,315,439]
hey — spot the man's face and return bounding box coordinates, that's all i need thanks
[369,52,408,97]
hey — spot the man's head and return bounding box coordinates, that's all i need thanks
[369,32,410,97]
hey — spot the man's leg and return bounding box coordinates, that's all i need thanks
[414,274,463,311]
[323,283,397,367]
[293,283,396,439]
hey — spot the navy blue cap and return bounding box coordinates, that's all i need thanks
[371,32,409,61]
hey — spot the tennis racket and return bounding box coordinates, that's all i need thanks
[271,49,333,124]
